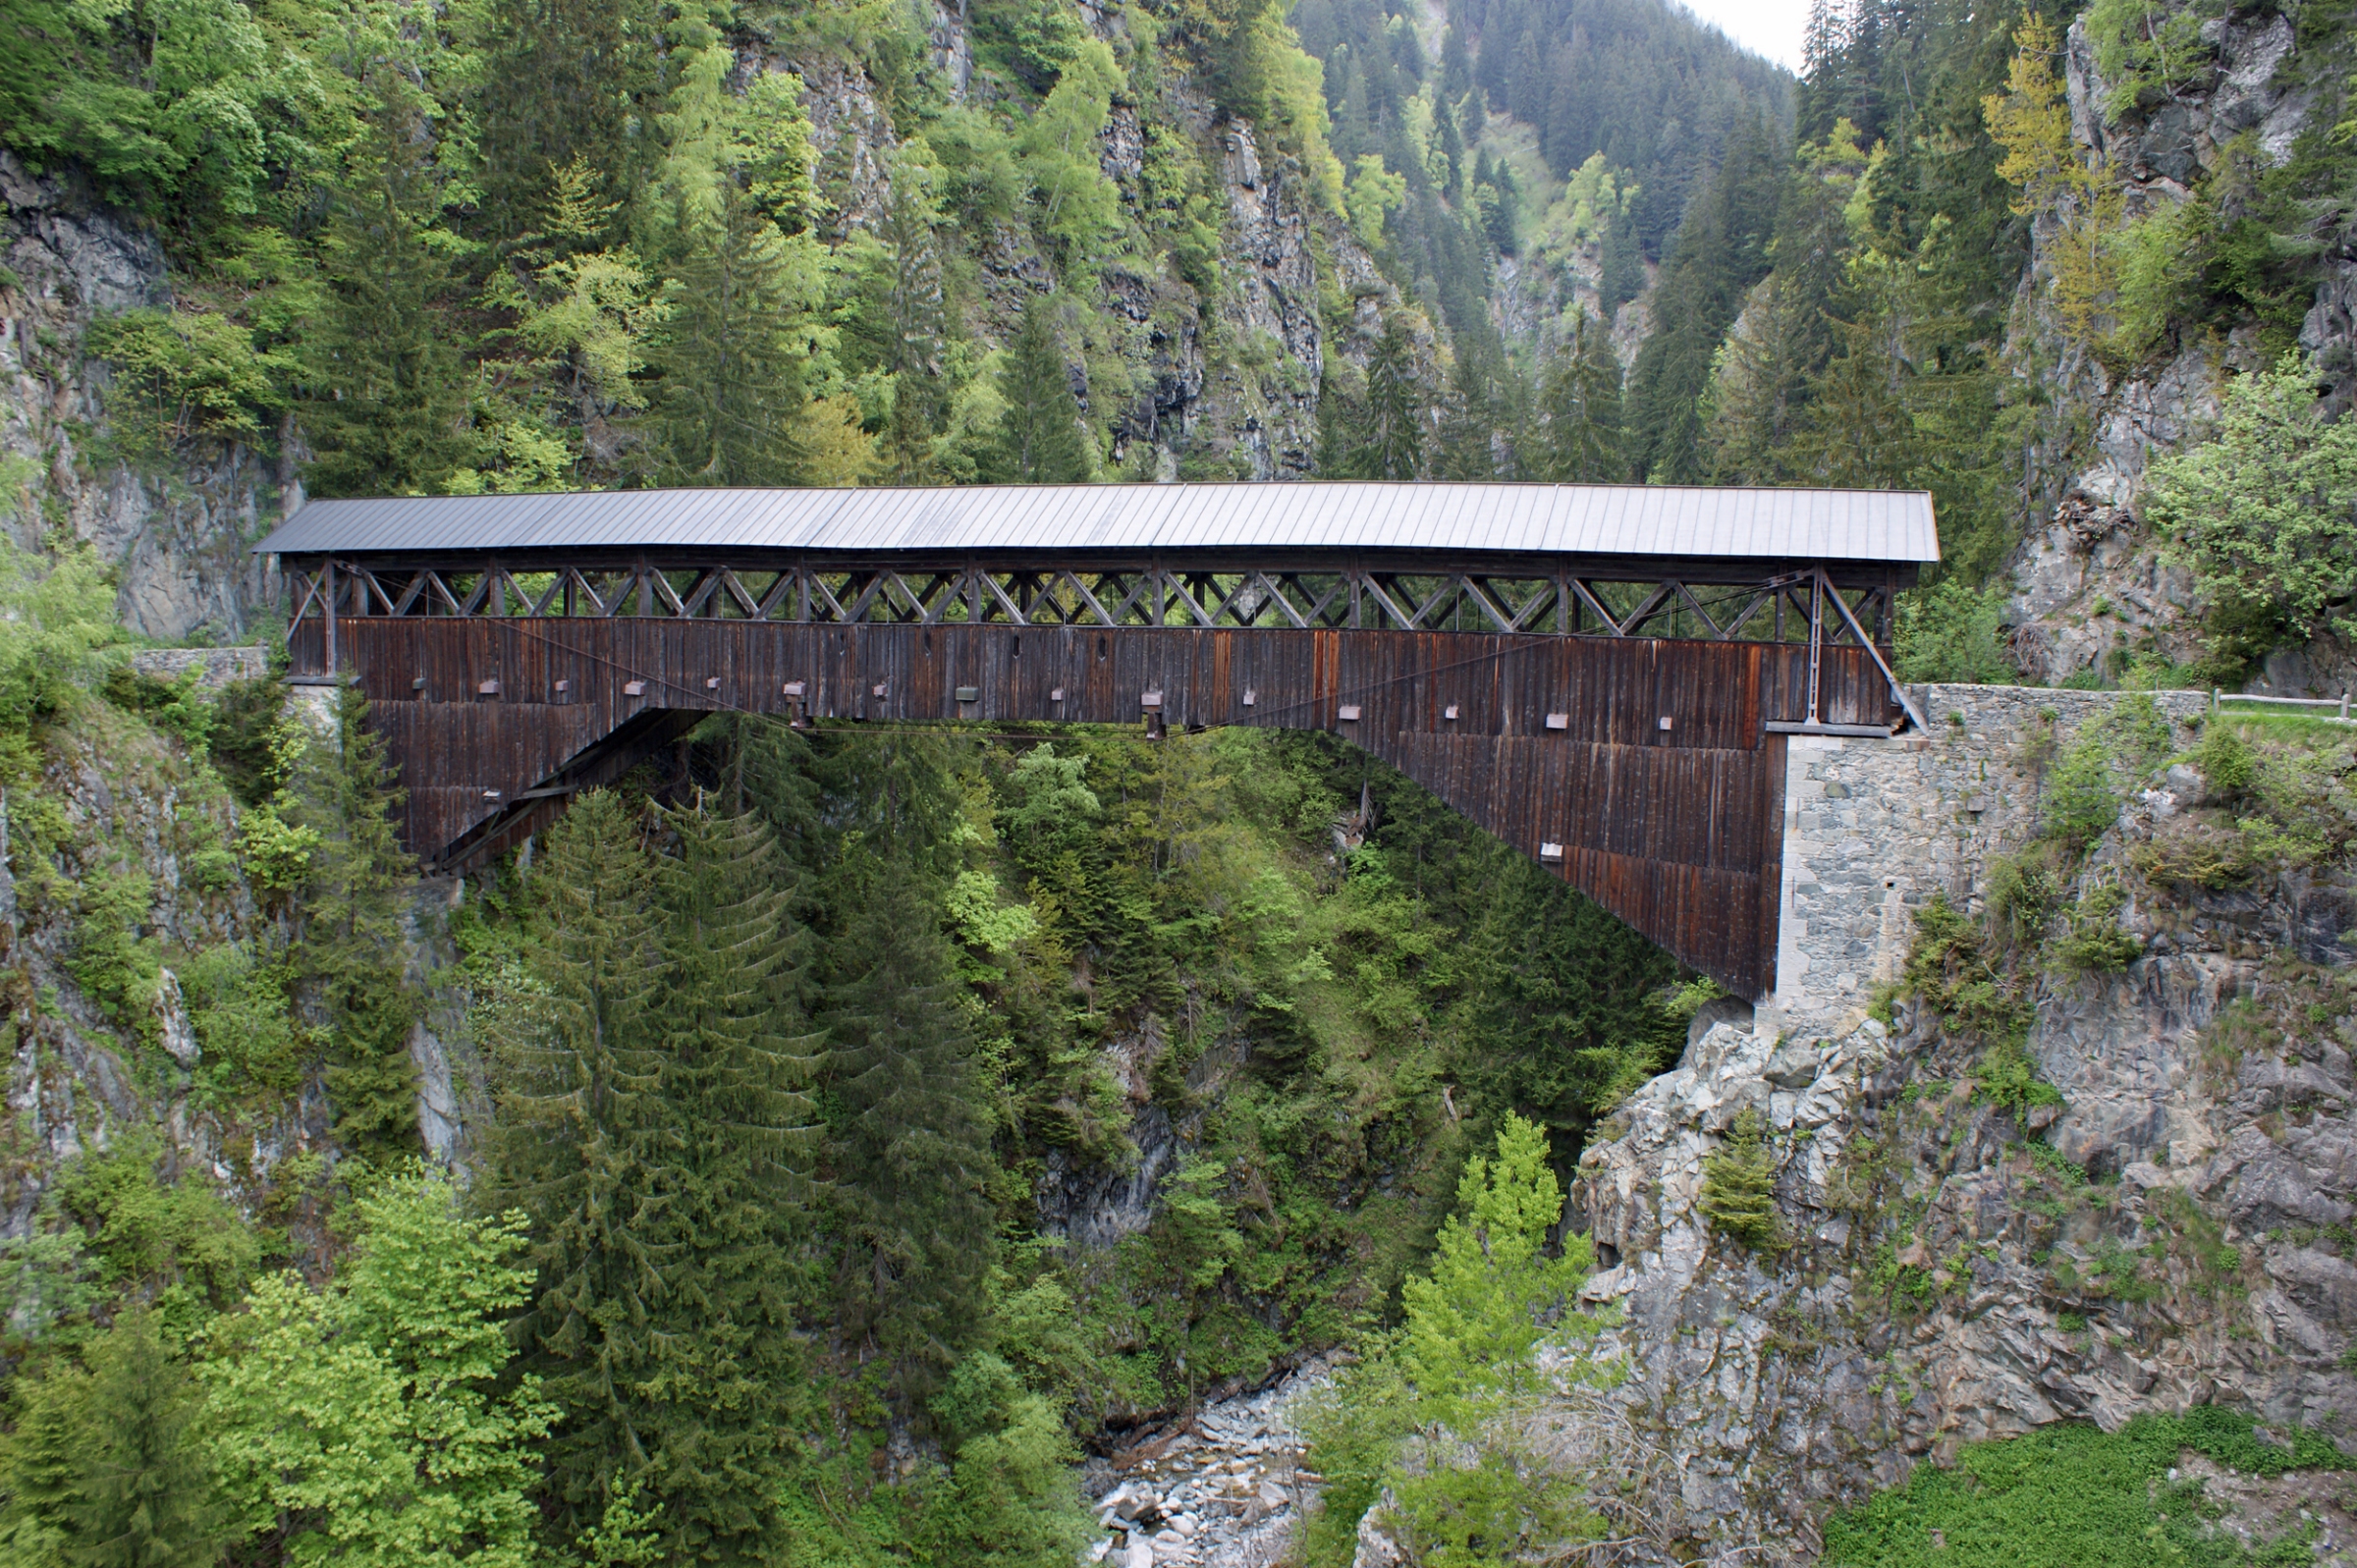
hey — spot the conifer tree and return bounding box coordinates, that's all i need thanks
[69,1312,224,1568]
[626,800,826,1563]
[1623,120,1782,483]
[0,1314,224,1568]
[0,1355,81,1561]
[646,183,815,487]
[1538,310,1624,482]
[303,68,483,497]
[821,859,998,1393]
[478,789,667,1547]
[847,161,953,483]
[1343,315,1428,480]
[1598,211,1645,313]
[292,686,422,1158]
[467,0,670,242]
[981,298,1092,483]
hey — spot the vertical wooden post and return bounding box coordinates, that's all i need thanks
[1805,569,1823,728]
[324,559,339,676]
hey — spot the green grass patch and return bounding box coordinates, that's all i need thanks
[1825,1410,2354,1567]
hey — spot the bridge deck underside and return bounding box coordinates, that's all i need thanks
[301,620,1899,1000]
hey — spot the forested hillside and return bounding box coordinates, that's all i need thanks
[4,0,2357,1561]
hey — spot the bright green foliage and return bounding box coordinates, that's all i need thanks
[202,1167,555,1568]
[2085,0,2222,115]
[1700,1107,1784,1254]
[50,1137,263,1318]
[1895,579,2016,684]
[2042,733,2125,853]
[922,1375,1092,1564]
[68,867,162,1033]
[980,298,1093,483]
[2149,354,2357,647]
[0,543,127,739]
[0,0,301,220]
[1970,1037,2065,1118]
[86,308,295,456]
[1304,1115,1606,1568]
[1400,1114,1591,1410]
[1825,1408,2352,1567]
[2051,884,2142,976]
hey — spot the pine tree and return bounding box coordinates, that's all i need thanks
[292,686,422,1159]
[478,788,667,1548]
[1538,309,1624,482]
[821,859,998,1394]
[981,298,1092,484]
[68,1312,225,1568]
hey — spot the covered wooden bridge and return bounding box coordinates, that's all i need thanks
[257,481,1940,1000]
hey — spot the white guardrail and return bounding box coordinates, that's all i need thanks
[2214,688,2354,724]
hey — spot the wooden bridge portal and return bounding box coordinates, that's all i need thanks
[260,482,1940,1000]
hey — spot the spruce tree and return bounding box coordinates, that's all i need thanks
[1622,119,1782,483]
[466,0,670,243]
[981,298,1092,483]
[847,165,952,483]
[68,1312,225,1568]
[1345,315,1428,481]
[628,800,826,1564]
[0,1314,223,1568]
[293,686,422,1159]
[1539,309,1624,482]
[646,184,814,487]
[479,788,667,1548]
[303,67,483,497]
[821,859,998,1394]
[0,1355,83,1561]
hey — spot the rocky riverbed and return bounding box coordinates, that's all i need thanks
[1081,1360,1334,1568]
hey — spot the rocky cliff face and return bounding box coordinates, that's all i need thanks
[0,157,285,644]
[1547,685,2357,1563]
[2004,7,2356,693]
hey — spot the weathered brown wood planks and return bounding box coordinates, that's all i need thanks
[298,619,1900,1000]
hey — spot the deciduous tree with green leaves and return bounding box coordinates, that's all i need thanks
[201,1168,555,1568]
[2148,353,2357,647]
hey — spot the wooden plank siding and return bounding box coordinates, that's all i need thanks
[298,619,1899,1000]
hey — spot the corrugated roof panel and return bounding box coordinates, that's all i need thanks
[255,482,1941,563]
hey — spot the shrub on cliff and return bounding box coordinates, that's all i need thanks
[2150,353,2357,650]
[1700,1108,1784,1254]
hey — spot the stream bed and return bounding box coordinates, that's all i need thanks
[1080,1359,1336,1568]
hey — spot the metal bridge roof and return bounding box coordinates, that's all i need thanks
[257,482,1940,564]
